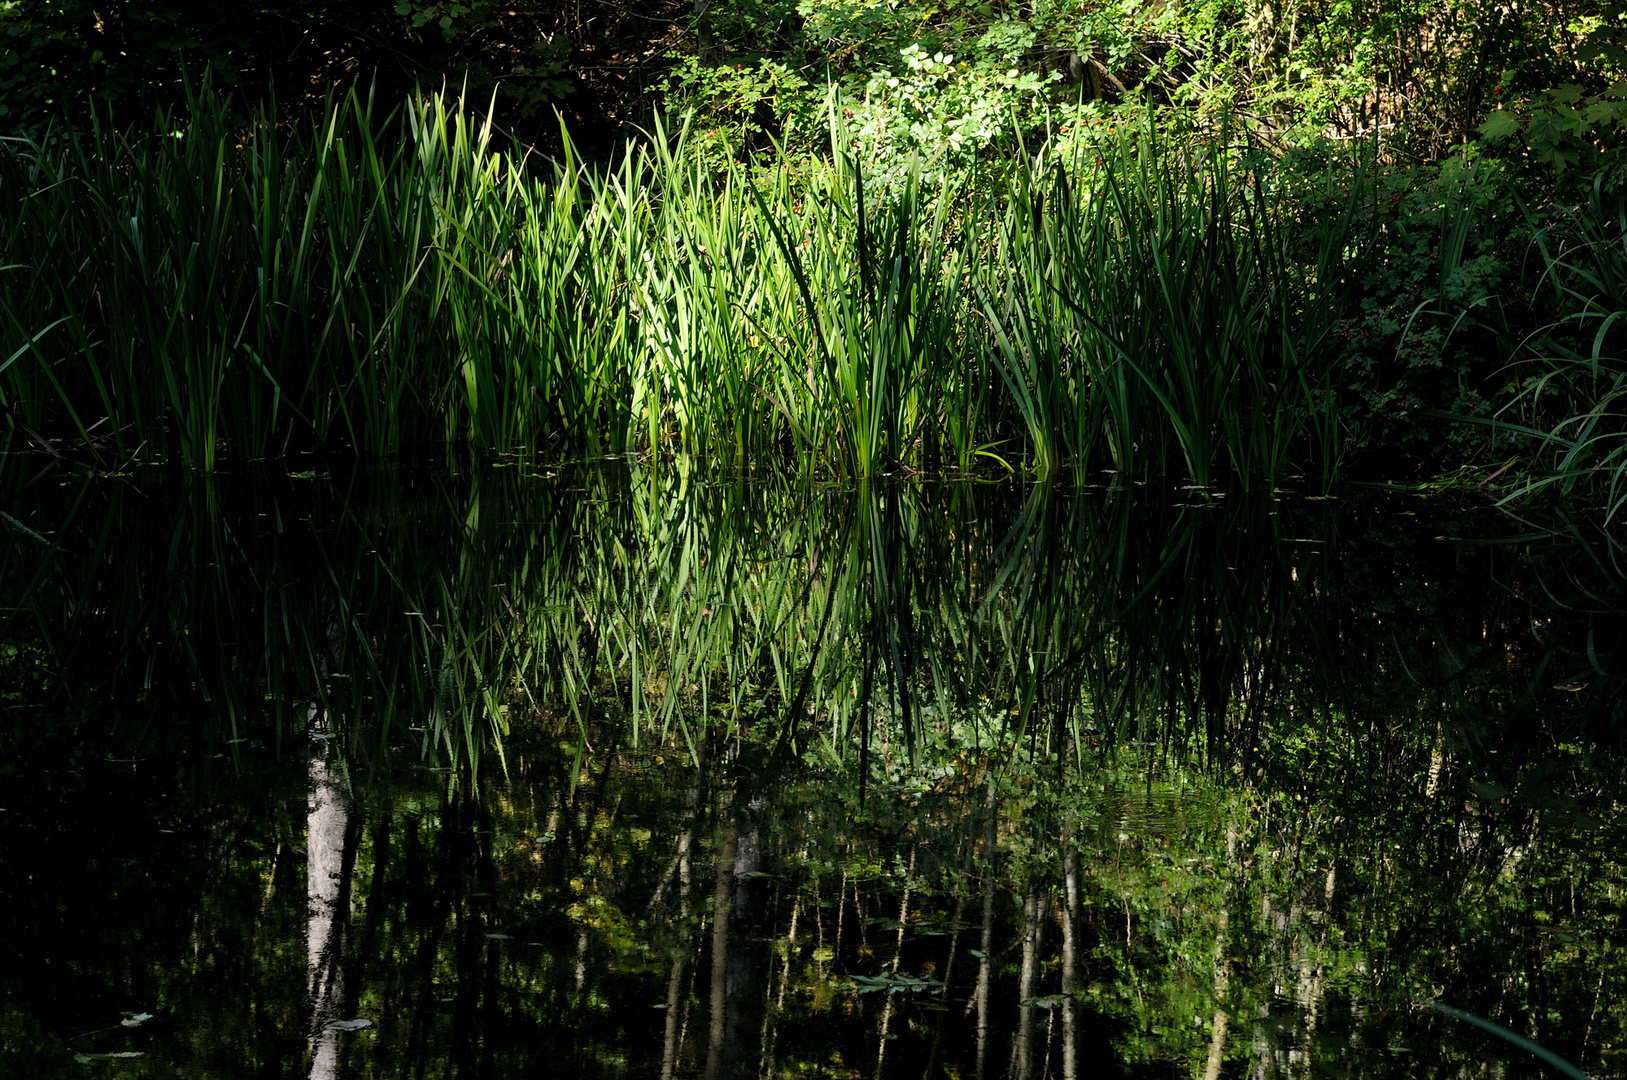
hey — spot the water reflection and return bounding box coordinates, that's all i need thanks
[11,724,1615,1078]
[307,711,358,1079]
[0,461,1624,1077]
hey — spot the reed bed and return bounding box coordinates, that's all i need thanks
[0,88,1359,481]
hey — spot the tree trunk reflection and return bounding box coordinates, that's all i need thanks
[307,711,359,1080]
[705,781,770,1080]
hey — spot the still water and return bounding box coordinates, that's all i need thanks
[1,460,1623,1078]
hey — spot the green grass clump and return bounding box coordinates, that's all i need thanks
[985,129,1359,486]
[1475,181,1627,523]
[0,87,1360,482]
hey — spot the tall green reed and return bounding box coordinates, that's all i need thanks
[749,129,979,475]
[1,88,445,466]
[1,86,1362,483]
[984,125,1358,484]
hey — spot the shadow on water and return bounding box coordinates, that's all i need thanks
[1,456,1625,1078]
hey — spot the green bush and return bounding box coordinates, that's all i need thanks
[1329,149,1521,466]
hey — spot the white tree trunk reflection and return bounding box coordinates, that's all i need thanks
[307,711,353,1080]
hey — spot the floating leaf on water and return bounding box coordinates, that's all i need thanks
[324,1019,372,1032]
[119,1012,153,1027]
[851,972,944,995]
[1022,994,1070,1010]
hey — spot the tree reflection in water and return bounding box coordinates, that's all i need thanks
[306,700,359,1080]
[0,461,1623,1077]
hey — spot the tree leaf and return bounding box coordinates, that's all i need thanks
[1479,110,1521,142]
[1584,100,1624,127]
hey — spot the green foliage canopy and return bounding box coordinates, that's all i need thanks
[2,0,1623,167]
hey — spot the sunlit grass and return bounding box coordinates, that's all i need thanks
[0,86,1363,483]
[985,127,1361,485]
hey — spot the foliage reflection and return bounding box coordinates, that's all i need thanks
[0,461,1623,1077]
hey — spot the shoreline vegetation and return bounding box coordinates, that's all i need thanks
[0,83,1622,517]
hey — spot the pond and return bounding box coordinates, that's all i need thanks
[1,460,1624,1078]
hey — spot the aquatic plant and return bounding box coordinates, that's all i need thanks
[984,127,1361,485]
[0,86,1359,483]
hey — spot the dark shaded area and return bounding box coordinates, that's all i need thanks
[0,0,701,154]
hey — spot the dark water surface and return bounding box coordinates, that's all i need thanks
[2,461,1625,1079]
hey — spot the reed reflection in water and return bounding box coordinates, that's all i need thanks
[0,460,1623,1077]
